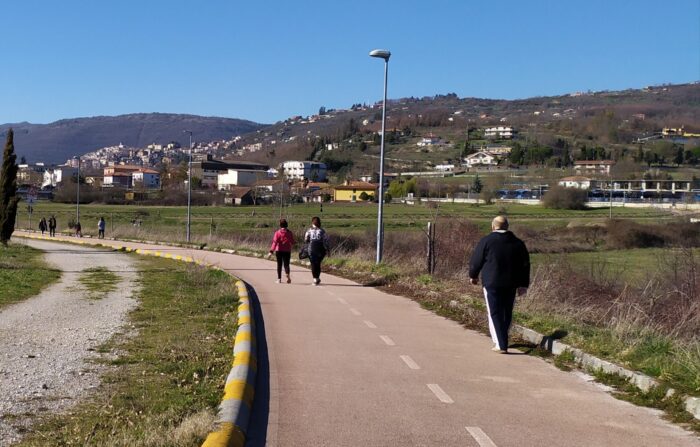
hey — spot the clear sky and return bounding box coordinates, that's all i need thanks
[1,0,698,125]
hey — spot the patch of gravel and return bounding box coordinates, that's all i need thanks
[0,239,141,445]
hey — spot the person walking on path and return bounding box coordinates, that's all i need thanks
[48,216,56,237]
[269,218,295,284]
[469,215,530,354]
[97,217,106,239]
[38,217,47,235]
[304,216,330,286]
[74,221,82,238]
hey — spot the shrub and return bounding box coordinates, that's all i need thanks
[542,185,588,210]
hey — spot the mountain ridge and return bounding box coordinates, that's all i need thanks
[0,113,266,164]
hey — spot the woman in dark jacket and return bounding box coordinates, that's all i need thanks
[304,216,330,286]
[269,218,295,283]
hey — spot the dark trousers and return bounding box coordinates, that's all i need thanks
[483,287,517,350]
[309,253,325,280]
[98,229,105,238]
[49,227,55,236]
[275,251,291,279]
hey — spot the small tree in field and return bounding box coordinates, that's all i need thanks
[0,129,20,246]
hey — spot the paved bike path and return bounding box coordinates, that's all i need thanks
[25,234,698,447]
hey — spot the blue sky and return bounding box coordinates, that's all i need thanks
[1,0,698,125]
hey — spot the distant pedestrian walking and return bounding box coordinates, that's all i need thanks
[269,218,295,283]
[304,216,330,286]
[469,215,530,354]
[98,217,106,239]
[38,217,47,235]
[48,216,56,237]
[74,221,82,238]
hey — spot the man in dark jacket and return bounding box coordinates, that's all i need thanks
[469,215,530,354]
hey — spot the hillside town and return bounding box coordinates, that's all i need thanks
[13,114,700,207]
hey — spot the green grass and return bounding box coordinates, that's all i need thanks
[515,311,700,396]
[18,255,239,447]
[532,248,700,284]
[0,243,61,309]
[25,201,672,243]
[78,267,121,300]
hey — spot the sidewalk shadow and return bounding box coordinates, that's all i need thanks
[244,284,270,447]
[539,329,568,351]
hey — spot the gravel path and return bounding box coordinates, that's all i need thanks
[0,239,140,445]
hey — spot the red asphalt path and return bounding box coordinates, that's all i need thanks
[20,233,699,447]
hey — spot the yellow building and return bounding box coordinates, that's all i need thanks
[333,181,378,202]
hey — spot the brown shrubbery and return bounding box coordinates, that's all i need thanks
[542,185,588,210]
[524,248,700,339]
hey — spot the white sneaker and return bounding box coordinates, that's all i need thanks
[275,279,281,284]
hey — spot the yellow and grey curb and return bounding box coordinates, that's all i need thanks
[202,280,256,447]
[13,232,259,442]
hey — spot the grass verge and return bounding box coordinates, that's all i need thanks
[17,255,238,447]
[0,243,61,309]
[78,267,121,300]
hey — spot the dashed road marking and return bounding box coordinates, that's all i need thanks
[466,427,498,447]
[427,384,453,403]
[400,355,420,370]
[363,320,377,329]
[379,335,396,346]
[337,297,348,305]
[349,308,361,316]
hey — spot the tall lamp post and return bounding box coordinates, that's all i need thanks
[369,48,391,264]
[183,130,193,242]
[75,156,81,224]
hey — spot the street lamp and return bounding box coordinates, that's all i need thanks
[183,130,193,242]
[369,48,391,264]
[75,156,81,225]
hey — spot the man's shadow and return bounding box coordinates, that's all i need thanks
[510,329,568,355]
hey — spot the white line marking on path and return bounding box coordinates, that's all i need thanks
[380,335,395,346]
[400,355,420,370]
[427,384,453,403]
[466,427,498,447]
[336,297,348,305]
[363,320,377,329]
[349,308,361,316]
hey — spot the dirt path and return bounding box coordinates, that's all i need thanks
[0,239,140,445]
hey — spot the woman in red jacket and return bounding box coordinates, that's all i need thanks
[269,218,295,283]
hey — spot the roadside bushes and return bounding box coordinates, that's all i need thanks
[607,219,700,249]
[542,185,588,210]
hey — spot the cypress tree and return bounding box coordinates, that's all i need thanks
[0,129,20,246]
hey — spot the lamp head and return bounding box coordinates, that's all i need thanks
[369,49,391,61]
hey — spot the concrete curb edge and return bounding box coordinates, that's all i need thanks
[512,324,700,420]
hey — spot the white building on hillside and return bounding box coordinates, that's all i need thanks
[281,161,327,181]
[558,176,592,189]
[132,169,161,189]
[484,126,516,139]
[417,135,440,147]
[218,169,268,190]
[464,151,498,168]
